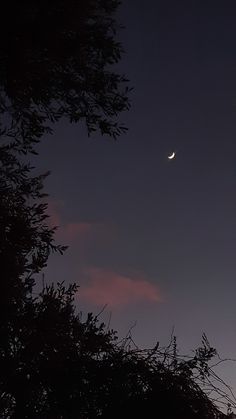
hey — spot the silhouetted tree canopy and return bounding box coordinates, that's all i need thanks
[0,278,227,418]
[0,142,65,307]
[0,2,233,417]
[0,139,230,419]
[0,142,67,417]
[0,151,229,417]
[0,0,130,152]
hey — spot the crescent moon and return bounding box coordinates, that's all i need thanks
[168,152,176,160]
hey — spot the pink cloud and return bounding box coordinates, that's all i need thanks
[60,222,92,242]
[79,268,161,307]
[46,199,93,243]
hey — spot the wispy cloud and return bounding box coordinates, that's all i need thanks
[46,199,93,243]
[46,201,160,309]
[79,268,162,308]
[59,222,92,242]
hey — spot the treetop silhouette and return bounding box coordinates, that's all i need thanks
[0,0,130,152]
[0,1,234,417]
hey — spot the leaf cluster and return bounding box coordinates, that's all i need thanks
[0,2,232,417]
[0,278,226,419]
[0,0,130,152]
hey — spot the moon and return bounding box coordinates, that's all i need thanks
[168,152,176,160]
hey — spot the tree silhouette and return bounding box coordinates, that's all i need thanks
[0,282,116,418]
[0,141,66,416]
[0,0,130,153]
[0,3,131,415]
[0,278,227,418]
[0,147,230,416]
[0,2,233,417]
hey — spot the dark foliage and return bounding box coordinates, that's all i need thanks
[0,282,117,418]
[0,279,226,418]
[0,153,227,417]
[0,0,130,152]
[0,144,229,417]
[0,141,67,417]
[0,2,232,418]
[0,141,65,311]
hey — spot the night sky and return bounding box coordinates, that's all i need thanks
[35,1,236,392]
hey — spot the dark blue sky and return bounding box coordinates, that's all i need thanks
[35,0,236,396]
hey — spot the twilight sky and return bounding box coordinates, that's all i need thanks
[35,0,236,395]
